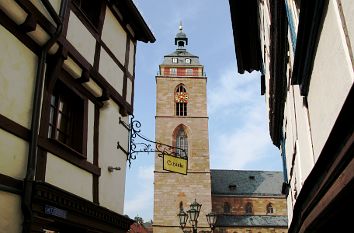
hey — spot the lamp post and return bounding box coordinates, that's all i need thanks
[177,199,217,233]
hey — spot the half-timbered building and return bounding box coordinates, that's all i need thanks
[0,0,154,232]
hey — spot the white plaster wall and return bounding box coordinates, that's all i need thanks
[340,0,354,59]
[101,7,126,65]
[128,40,135,75]
[0,191,23,233]
[45,153,93,201]
[66,11,96,65]
[293,86,314,182]
[126,78,132,104]
[0,129,28,179]
[0,25,37,129]
[98,100,128,214]
[307,1,354,159]
[286,193,293,227]
[99,48,124,95]
[30,0,62,25]
[87,101,95,164]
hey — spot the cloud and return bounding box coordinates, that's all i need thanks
[208,68,260,115]
[208,66,274,170]
[124,165,154,221]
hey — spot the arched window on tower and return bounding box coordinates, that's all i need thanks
[175,84,188,116]
[175,127,188,157]
[223,202,231,213]
[245,202,253,215]
[266,203,274,214]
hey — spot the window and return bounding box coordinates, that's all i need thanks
[186,69,193,75]
[185,58,191,64]
[179,201,184,211]
[245,202,253,214]
[175,84,187,116]
[170,68,177,76]
[176,127,188,157]
[72,0,102,27]
[266,203,274,214]
[223,202,231,213]
[48,80,84,153]
[172,58,178,63]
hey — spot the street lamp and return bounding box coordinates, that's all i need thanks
[177,209,189,229]
[206,212,217,231]
[178,199,217,233]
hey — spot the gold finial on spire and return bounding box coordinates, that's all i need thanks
[179,21,183,31]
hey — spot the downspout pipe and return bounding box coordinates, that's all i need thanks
[22,0,67,231]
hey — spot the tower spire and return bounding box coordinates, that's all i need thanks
[175,22,188,50]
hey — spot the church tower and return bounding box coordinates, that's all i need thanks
[153,24,212,233]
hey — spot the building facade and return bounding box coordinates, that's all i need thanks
[153,25,212,233]
[0,0,154,232]
[211,170,288,233]
[228,0,353,232]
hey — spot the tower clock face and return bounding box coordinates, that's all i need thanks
[175,92,188,103]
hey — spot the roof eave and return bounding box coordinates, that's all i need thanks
[112,0,156,43]
[228,0,263,74]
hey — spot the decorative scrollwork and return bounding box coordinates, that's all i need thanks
[118,115,187,167]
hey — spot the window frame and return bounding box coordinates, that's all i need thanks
[186,68,193,75]
[266,203,274,214]
[170,68,177,76]
[48,80,85,154]
[185,58,191,64]
[245,202,253,214]
[40,69,89,159]
[176,128,188,157]
[172,58,178,63]
[175,84,188,116]
[223,202,231,213]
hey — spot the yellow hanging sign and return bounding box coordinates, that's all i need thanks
[163,154,188,175]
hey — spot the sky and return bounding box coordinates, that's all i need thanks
[124,0,282,222]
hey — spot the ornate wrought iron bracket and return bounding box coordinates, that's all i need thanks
[118,115,187,167]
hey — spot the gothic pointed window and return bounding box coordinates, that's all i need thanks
[266,203,274,214]
[245,202,253,215]
[175,127,188,157]
[224,202,231,213]
[175,84,188,116]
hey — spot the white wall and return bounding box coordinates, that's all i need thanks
[0,25,37,129]
[340,0,354,59]
[66,11,96,65]
[99,48,124,95]
[101,7,127,66]
[307,0,354,160]
[98,100,128,214]
[45,153,93,201]
[0,129,28,179]
[0,191,23,233]
[29,0,62,25]
[128,40,135,75]
[292,86,314,182]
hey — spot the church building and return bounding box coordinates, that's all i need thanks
[153,24,212,233]
[153,25,288,233]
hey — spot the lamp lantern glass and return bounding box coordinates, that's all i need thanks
[187,208,198,223]
[177,210,188,229]
[190,199,202,218]
[206,212,217,230]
